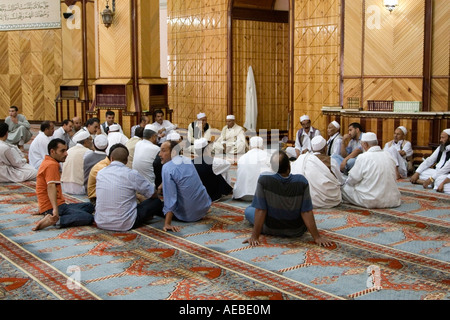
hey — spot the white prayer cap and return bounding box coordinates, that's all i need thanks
[443,129,450,136]
[197,112,206,120]
[72,130,91,143]
[300,115,310,123]
[226,115,235,120]
[144,124,158,132]
[361,132,377,142]
[311,135,327,152]
[331,121,340,129]
[109,124,120,132]
[249,136,264,149]
[194,137,208,149]
[94,134,108,150]
[397,126,408,135]
[167,132,181,141]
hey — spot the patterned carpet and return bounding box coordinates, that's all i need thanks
[0,177,449,301]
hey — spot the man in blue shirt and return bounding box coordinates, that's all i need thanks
[159,140,212,232]
[243,150,333,247]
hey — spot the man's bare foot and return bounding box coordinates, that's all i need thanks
[32,214,57,231]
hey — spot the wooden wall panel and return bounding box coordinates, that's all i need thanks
[431,79,449,111]
[139,0,161,78]
[432,0,449,75]
[343,0,362,76]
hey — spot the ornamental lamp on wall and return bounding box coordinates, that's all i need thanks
[101,0,115,28]
[384,0,398,13]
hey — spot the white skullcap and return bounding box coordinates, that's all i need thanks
[311,135,327,152]
[197,112,206,119]
[249,136,264,149]
[167,132,181,141]
[109,124,120,132]
[300,115,310,123]
[94,134,108,150]
[331,121,340,129]
[361,132,377,142]
[226,115,235,120]
[397,126,407,135]
[443,129,450,136]
[72,130,91,143]
[144,124,159,132]
[194,137,208,149]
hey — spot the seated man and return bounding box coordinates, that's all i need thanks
[52,119,74,148]
[132,125,160,186]
[291,136,343,208]
[32,139,94,231]
[437,173,450,194]
[126,126,144,169]
[29,121,55,170]
[5,106,32,150]
[106,124,128,155]
[61,130,94,195]
[95,145,163,232]
[0,123,37,183]
[83,135,108,192]
[410,129,450,189]
[341,132,401,209]
[384,126,413,179]
[286,115,321,159]
[187,112,213,154]
[159,140,212,232]
[326,120,343,157]
[100,110,123,135]
[131,115,149,137]
[151,109,177,145]
[233,136,272,201]
[334,122,365,174]
[213,115,247,156]
[243,150,333,247]
[193,138,232,202]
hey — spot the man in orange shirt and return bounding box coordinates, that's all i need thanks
[33,138,94,231]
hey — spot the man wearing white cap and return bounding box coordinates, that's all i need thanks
[233,136,272,201]
[193,138,233,202]
[326,120,343,157]
[187,113,213,152]
[341,132,401,209]
[383,126,413,179]
[132,124,161,187]
[61,129,94,195]
[83,134,108,192]
[286,115,321,159]
[213,115,247,156]
[151,109,177,145]
[411,129,450,190]
[29,121,55,170]
[291,135,343,208]
[105,123,129,155]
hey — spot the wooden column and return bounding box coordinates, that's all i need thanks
[422,0,433,112]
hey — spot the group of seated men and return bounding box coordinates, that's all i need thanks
[1,105,450,248]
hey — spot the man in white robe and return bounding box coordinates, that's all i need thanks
[151,109,177,145]
[132,125,160,187]
[213,115,247,156]
[0,123,37,183]
[61,130,94,195]
[410,129,450,190]
[291,135,342,208]
[341,132,401,209]
[286,115,321,159]
[233,136,272,201]
[326,120,343,157]
[383,126,413,179]
[187,112,213,154]
[29,121,55,170]
[5,106,32,150]
[106,124,129,155]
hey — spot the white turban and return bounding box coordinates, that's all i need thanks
[249,136,264,149]
[144,124,159,132]
[311,136,327,152]
[197,112,206,120]
[167,132,181,141]
[194,137,208,149]
[361,132,377,142]
[108,124,120,132]
[331,121,340,129]
[397,126,407,135]
[72,130,91,143]
[300,115,310,123]
[226,115,235,120]
[443,129,450,136]
[94,134,108,150]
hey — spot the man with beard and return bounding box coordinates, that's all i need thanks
[334,122,365,174]
[410,129,450,190]
[286,115,321,159]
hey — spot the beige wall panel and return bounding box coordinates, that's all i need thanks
[363,78,393,109]
[139,0,161,78]
[343,0,362,76]
[392,79,423,102]
[343,79,362,108]
[0,75,10,118]
[430,79,449,111]
[432,0,449,75]
[9,75,22,110]
[0,33,9,74]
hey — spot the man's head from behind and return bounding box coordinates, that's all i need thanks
[110,145,129,165]
[270,150,290,175]
[0,122,8,139]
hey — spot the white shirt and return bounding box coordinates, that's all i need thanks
[29,131,53,169]
[214,124,247,154]
[294,127,321,153]
[132,139,160,185]
[152,120,177,144]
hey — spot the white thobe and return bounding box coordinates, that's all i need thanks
[152,120,177,144]
[233,148,272,200]
[29,131,53,169]
[415,145,450,189]
[0,140,37,182]
[106,132,129,155]
[213,124,247,154]
[61,144,91,195]
[132,139,160,186]
[327,133,343,157]
[291,152,342,208]
[341,146,401,208]
[436,174,450,194]
[383,140,413,179]
[286,127,321,158]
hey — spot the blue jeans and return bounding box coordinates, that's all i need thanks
[332,154,356,174]
[45,202,95,228]
[132,197,163,228]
